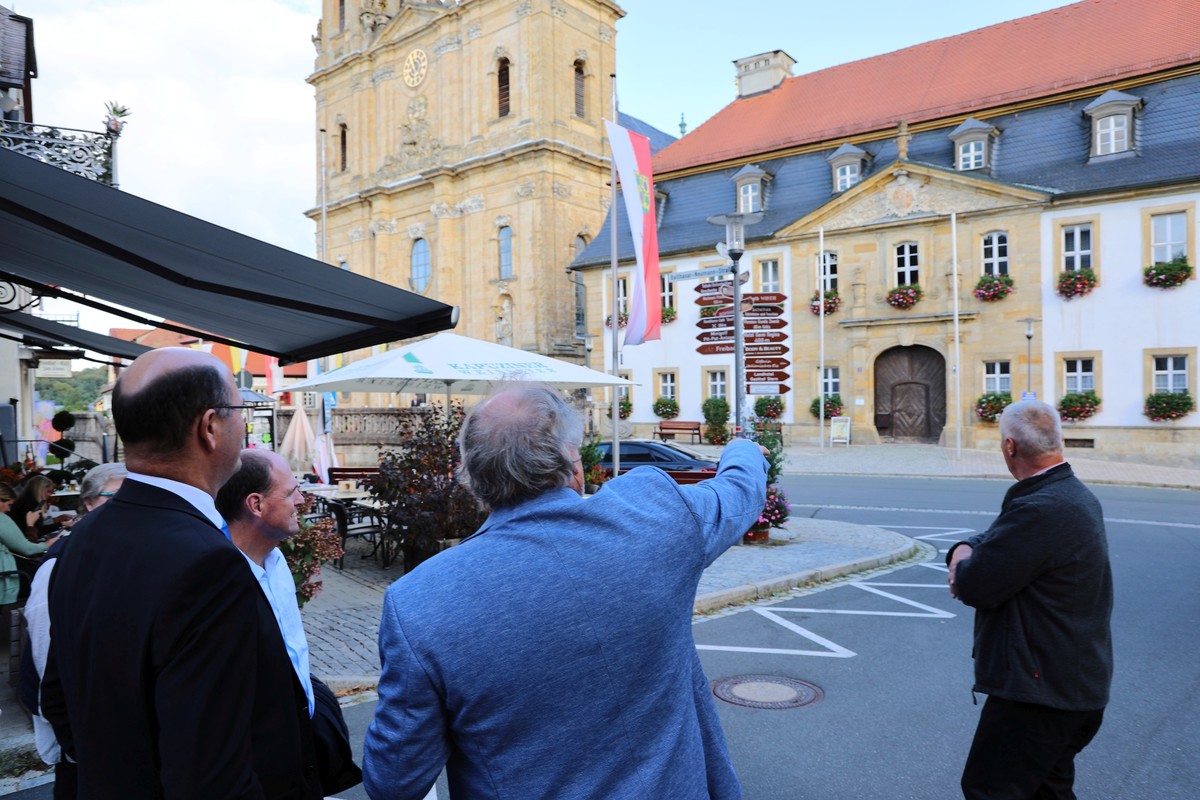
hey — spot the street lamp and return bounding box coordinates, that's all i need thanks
[707,211,762,438]
[1018,317,1040,395]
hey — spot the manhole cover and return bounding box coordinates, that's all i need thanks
[711,675,824,710]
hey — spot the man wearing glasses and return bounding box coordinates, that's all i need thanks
[41,348,321,800]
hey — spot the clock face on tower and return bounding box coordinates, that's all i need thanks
[403,49,429,88]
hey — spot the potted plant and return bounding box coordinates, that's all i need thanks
[661,306,678,323]
[653,396,680,419]
[578,437,606,493]
[886,285,924,310]
[754,395,784,419]
[604,311,628,328]
[746,484,789,543]
[809,394,844,419]
[1143,255,1193,289]
[1056,268,1097,300]
[1057,391,1101,421]
[371,405,487,573]
[1144,391,1195,421]
[974,274,1015,302]
[605,396,632,419]
[701,396,730,445]
[974,392,1012,423]
[809,289,842,316]
[281,495,343,607]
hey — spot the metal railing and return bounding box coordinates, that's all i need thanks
[0,120,117,184]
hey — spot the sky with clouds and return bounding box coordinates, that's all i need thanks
[24,0,1074,332]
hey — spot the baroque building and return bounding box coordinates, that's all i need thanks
[573,0,1199,465]
[307,0,672,368]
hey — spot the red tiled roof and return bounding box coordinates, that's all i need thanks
[653,0,1200,174]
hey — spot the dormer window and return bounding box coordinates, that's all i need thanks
[1083,89,1141,158]
[732,164,770,213]
[827,143,868,193]
[948,118,998,172]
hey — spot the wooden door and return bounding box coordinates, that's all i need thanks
[873,346,946,443]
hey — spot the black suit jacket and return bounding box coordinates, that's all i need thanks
[42,479,321,799]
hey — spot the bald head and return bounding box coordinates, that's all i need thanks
[114,348,243,490]
[458,386,583,510]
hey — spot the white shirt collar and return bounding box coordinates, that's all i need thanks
[125,472,227,531]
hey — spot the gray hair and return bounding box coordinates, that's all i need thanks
[80,463,129,507]
[999,399,1063,457]
[458,386,584,510]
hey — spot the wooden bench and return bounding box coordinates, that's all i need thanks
[653,420,703,444]
[327,466,380,488]
[753,420,785,445]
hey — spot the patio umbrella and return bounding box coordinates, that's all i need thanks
[277,408,316,471]
[280,332,631,401]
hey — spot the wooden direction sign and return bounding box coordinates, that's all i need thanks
[743,292,787,305]
[696,343,736,355]
[695,293,733,307]
[694,274,749,293]
[696,330,734,343]
[746,370,790,382]
[744,318,788,330]
[745,357,790,371]
[748,383,791,394]
[745,343,788,356]
[696,316,735,330]
[745,330,788,344]
[744,305,784,318]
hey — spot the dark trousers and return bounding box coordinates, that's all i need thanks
[962,696,1104,800]
[53,760,77,800]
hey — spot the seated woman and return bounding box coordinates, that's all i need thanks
[9,474,56,544]
[0,482,54,605]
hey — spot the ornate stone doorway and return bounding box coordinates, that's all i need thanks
[873,345,946,443]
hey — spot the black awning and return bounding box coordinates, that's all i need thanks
[0,148,458,365]
[0,309,151,360]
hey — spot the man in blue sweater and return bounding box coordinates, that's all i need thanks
[948,399,1112,800]
[364,385,767,800]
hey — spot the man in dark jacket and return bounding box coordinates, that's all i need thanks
[947,399,1112,800]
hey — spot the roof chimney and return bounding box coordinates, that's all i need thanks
[734,50,795,98]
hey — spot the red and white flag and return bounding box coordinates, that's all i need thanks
[605,120,661,346]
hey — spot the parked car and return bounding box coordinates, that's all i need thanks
[594,439,718,474]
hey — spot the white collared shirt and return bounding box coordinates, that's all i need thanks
[124,472,227,532]
[241,548,315,717]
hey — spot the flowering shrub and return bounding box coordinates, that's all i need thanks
[604,311,628,328]
[1056,268,1097,300]
[661,306,678,323]
[975,392,1012,423]
[1057,391,1101,421]
[809,289,842,316]
[1143,256,1193,289]
[605,396,633,419]
[282,495,343,607]
[809,394,844,419]
[1144,391,1195,422]
[758,484,790,528]
[974,274,1015,302]
[584,465,612,487]
[653,396,680,419]
[887,284,924,310]
[754,395,784,419]
[702,396,730,444]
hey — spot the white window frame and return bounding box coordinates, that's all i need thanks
[708,369,727,400]
[616,277,628,316]
[1095,113,1128,156]
[659,372,677,400]
[1064,358,1095,394]
[738,182,761,214]
[1154,355,1188,394]
[759,259,780,293]
[835,163,860,192]
[822,367,840,398]
[820,251,838,292]
[1062,224,1093,272]
[984,361,1011,394]
[497,226,513,280]
[982,232,1009,276]
[1151,212,1188,264]
[410,238,432,292]
[660,274,675,309]
[895,242,919,286]
[958,140,985,170]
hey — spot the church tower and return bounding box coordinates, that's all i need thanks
[308,0,623,360]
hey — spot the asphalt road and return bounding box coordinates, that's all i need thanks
[12,476,1198,799]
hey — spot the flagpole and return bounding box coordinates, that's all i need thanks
[951,212,962,459]
[609,74,621,476]
[818,227,825,448]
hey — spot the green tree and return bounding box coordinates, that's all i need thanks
[35,366,108,411]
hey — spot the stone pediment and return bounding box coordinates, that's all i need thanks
[374,3,448,47]
[779,163,1049,236]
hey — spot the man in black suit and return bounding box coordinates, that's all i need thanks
[42,347,321,799]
